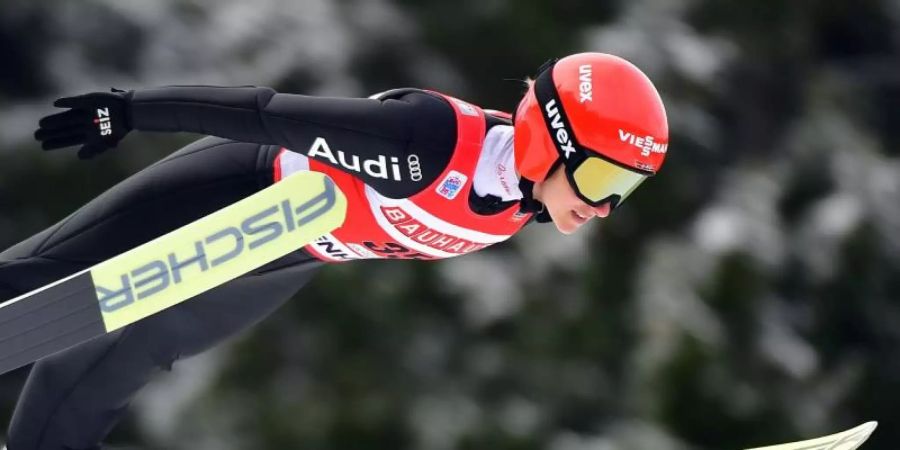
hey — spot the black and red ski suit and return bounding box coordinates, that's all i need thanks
[0,86,539,450]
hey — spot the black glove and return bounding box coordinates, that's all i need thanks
[34,89,133,159]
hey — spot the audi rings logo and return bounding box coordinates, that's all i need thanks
[407,154,423,181]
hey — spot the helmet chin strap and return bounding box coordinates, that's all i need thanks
[517,177,553,223]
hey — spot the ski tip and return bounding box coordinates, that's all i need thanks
[848,421,878,438]
[848,422,878,448]
[856,420,878,434]
[745,420,878,450]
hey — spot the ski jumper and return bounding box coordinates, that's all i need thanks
[0,87,533,450]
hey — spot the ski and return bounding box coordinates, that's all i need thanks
[0,171,346,375]
[745,421,877,450]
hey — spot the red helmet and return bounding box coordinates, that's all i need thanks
[514,53,669,208]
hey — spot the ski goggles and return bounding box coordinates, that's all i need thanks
[533,63,652,209]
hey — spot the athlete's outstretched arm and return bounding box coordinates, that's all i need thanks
[35,87,457,198]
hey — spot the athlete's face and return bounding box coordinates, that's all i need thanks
[533,166,611,234]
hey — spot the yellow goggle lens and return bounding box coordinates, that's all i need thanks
[571,157,647,203]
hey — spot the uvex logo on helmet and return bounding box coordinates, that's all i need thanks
[543,99,576,159]
[578,64,593,103]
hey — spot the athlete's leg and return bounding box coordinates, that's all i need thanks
[0,137,322,449]
[6,260,320,450]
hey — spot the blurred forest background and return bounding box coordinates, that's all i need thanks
[1,0,899,449]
